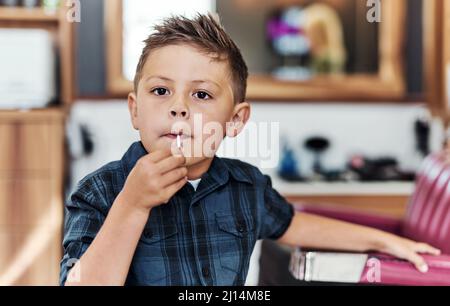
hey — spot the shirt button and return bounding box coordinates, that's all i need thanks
[265,203,272,211]
[236,221,246,233]
[143,228,153,238]
[202,266,210,278]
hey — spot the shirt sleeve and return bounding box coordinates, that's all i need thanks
[258,175,295,240]
[59,180,107,286]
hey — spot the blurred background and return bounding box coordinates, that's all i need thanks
[0,0,450,285]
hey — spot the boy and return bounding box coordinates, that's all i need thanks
[61,14,440,286]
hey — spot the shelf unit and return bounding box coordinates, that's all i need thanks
[0,6,75,285]
[0,7,60,22]
[0,6,75,109]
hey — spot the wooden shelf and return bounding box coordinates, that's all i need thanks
[0,7,60,23]
[0,108,65,122]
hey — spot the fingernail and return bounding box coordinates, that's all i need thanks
[419,264,428,273]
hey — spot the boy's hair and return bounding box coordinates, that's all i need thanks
[134,13,249,104]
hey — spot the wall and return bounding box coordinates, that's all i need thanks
[68,100,444,189]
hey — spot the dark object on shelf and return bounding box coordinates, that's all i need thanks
[80,124,94,156]
[304,136,330,174]
[278,143,304,182]
[415,119,430,157]
[320,169,345,182]
[348,155,415,181]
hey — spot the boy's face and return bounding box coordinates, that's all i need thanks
[128,44,250,168]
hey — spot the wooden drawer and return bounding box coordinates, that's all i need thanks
[0,110,65,285]
[0,178,53,227]
[0,178,62,285]
[0,124,14,173]
[0,110,64,175]
[0,123,53,173]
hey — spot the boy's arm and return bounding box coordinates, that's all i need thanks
[277,212,441,273]
[64,193,149,286]
[64,150,188,286]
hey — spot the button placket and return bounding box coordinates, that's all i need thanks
[143,228,153,239]
[236,221,246,233]
[202,266,210,278]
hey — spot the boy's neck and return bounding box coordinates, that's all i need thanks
[186,157,214,180]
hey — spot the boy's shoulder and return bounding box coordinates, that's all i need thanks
[219,157,268,186]
[71,160,126,206]
[74,142,143,195]
[77,160,124,187]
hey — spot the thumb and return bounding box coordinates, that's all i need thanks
[408,253,428,273]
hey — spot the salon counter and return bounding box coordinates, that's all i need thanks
[270,177,415,218]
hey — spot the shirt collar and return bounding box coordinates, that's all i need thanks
[121,141,253,185]
[208,155,254,185]
[121,141,148,177]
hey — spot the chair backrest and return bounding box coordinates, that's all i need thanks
[402,152,450,254]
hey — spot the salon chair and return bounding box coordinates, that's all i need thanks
[260,151,450,286]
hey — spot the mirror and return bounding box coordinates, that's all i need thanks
[105,0,406,101]
[424,0,450,125]
[220,0,379,78]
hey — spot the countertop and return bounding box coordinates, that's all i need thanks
[270,176,415,196]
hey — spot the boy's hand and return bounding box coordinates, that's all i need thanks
[380,234,441,273]
[119,148,188,213]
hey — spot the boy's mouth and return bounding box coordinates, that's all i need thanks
[162,132,192,140]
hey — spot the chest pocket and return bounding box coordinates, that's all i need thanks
[129,218,180,285]
[215,213,255,274]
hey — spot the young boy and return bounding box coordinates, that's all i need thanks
[61,14,440,286]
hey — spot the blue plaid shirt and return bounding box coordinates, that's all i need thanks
[60,141,294,286]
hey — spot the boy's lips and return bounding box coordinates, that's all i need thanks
[162,133,192,140]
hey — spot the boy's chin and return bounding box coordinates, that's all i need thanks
[184,155,214,167]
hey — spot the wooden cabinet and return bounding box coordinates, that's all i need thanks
[0,123,53,173]
[0,110,65,285]
[0,3,74,285]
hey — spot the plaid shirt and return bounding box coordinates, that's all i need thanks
[60,141,294,286]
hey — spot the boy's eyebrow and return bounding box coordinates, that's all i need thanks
[145,76,222,89]
[191,79,222,89]
[145,75,174,83]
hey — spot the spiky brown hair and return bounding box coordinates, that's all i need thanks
[133,13,248,104]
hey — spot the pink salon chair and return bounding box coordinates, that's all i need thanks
[290,151,450,285]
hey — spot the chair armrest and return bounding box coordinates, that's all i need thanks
[294,203,403,234]
[289,249,450,286]
[360,253,450,286]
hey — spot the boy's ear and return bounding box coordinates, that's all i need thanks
[226,102,251,138]
[128,92,139,130]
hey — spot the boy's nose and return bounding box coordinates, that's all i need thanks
[169,104,189,119]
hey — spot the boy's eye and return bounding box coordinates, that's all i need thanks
[151,88,170,96]
[194,91,212,100]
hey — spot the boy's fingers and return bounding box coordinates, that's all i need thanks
[147,149,172,163]
[157,155,186,174]
[407,252,428,273]
[160,167,188,187]
[416,243,441,256]
[162,176,188,201]
[170,141,185,157]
